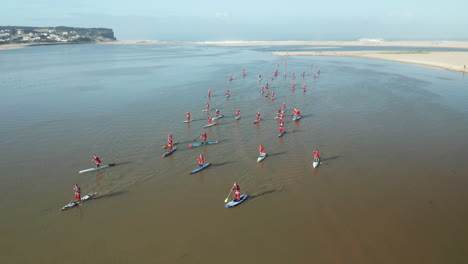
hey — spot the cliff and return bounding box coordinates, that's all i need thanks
[0,26,116,45]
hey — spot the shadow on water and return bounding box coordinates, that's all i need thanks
[114,161,132,167]
[249,189,280,201]
[94,191,127,201]
[267,151,287,157]
[321,155,341,162]
[212,161,231,168]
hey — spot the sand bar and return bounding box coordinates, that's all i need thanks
[210,41,468,49]
[269,50,468,73]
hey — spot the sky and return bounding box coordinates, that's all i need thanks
[2,0,467,41]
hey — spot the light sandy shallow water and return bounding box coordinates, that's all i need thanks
[1,44,468,264]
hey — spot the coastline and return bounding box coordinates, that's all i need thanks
[268,50,468,73]
[2,40,467,73]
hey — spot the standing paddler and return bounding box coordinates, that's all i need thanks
[198,154,205,167]
[259,145,265,156]
[73,184,81,202]
[186,112,191,122]
[200,131,207,144]
[232,182,241,202]
[93,154,102,168]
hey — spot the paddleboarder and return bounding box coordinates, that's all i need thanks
[282,103,286,112]
[225,89,230,97]
[232,182,241,201]
[277,108,282,116]
[279,124,285,135]
[167,142,173,151]
[242,69,246,77]
[208,90,211,98]
[198,154,205,167]
[186,112,191,122]
[278,114,284,124]
[215,108,221,117]
[259,145,265,156]
[313,149,320,160]
[200,131,207,144]
[235,109,241,117]
[302,84,307,91]
[271,91,275,100]
[74,184,81,202]
[255,112,261,122]
[229,74,233,81]
[93,154,101,168]
[206,103,210,111]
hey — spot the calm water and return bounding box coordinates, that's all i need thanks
[1,44,468,264]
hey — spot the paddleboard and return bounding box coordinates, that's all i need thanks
[225,194,248,208]
[253,118,262,124]
[292,115,301,121]
[162,147,177,157]
[235,116,241,120]
[278,131,285,137]
[183,120,193,123]
[257,153,267,163]
[79,164,115,174]
[190,163,212,174]
[212,114,224,120]
[61,193,95,211]
[313,158,320,168]
[162,142,179,149]
[188,141,219,148]
[203,122,217,128]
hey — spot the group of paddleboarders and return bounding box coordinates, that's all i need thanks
[68,64,322,208]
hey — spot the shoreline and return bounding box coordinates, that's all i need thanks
[268,50,468,73]
[2,40,467,73]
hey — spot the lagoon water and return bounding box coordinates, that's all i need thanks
[1,44,468,264]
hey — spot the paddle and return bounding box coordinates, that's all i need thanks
[224,188,233,203]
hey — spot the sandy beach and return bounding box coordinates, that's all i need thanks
[268,50,468,73]
[210,41,468,49]
[3,41,468,73]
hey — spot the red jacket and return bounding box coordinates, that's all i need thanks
[198,155,204,164]
[93,156,101,164]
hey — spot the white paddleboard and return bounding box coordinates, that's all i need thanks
[313,158,320,168]
[79,164,115,174]
[203,122,217,128]
[257,153,267,163]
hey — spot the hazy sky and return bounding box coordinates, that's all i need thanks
[2,0,467,41]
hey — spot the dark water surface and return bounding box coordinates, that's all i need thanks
[1,44,468,264]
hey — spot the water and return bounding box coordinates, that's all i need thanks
[1,44,468,264]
